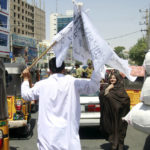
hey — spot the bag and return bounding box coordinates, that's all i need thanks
[123,102,150,134]
[140,77,150,105]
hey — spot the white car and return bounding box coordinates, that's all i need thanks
[80,91,101,126]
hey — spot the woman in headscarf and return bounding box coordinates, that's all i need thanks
[99,70,130,150]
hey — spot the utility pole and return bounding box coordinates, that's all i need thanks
[139,8,150,50]
[147,7,150,50]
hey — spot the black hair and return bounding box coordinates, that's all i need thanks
[109,70,124,88]
[49,57,65,73]
[75,63,79,67]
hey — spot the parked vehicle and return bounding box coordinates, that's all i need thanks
[0,60,9,150]
[5,63,31,136]
[80,91,100,126]
[40,69,49,80]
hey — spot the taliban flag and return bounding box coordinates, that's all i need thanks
[52,1,136,82]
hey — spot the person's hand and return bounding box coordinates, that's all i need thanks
[22,68,31,81]
[105,84,114,95]
[107,84,114,90]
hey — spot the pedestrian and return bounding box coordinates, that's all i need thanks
[99,70,130,150]
[21,57,101,150]
[85,63,93,78]
[75,63,84,78]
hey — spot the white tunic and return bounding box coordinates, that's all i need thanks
[21,73,100,150]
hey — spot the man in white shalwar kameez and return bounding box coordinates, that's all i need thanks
[21,57,101,150]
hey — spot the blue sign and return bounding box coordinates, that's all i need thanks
[28,47,37,62]
[9,52,13,58]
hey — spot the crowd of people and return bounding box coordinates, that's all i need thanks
[74,62,94,78]
[21,58,131,150]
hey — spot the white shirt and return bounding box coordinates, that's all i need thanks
[21,72,100,150]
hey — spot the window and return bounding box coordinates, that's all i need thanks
[14,28,16,32]
[0,33,8,47]
[0,0,7,10]
[0,14,7,28]
[57,17,73,32]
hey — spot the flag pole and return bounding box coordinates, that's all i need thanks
[20,41,57,77]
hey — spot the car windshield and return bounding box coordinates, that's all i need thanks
[80,91,99,97]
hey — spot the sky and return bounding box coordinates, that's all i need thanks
[28,0,150,50]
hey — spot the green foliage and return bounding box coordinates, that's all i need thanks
[129,38,147,65]
[114,46,126,58]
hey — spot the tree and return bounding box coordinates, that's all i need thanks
[129,38,147,65]
[114,46,126,59]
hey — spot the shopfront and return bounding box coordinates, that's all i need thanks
[11,34,37,64]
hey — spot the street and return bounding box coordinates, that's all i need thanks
[9,112,150,150]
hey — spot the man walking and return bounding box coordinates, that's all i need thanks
[21,57,101,150]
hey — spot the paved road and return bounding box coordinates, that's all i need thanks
[9,112,150,150]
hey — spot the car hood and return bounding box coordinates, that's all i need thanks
[80,96,99,104]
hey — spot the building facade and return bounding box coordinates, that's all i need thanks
[0,0,10,59]
[50,10,73,41]
[10,0,45,42]
[8,0,46,64]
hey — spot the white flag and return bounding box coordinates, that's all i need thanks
[107,51,137,82]
[72,4,91,65]
[52,22,73,67]
[52,1,136,82]
[73,3,136,81]
[72,4,113,71]
[80,10,113,72]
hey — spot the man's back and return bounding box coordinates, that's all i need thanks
[21,71,100,150]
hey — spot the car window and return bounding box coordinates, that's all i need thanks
[80,91,99,97]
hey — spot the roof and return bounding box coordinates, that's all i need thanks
[106,66,145,77]
[130,66,145,77]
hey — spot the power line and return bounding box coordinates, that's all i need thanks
[105,30,141,41]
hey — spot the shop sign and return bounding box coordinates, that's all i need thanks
[9,52,13,58]
[12,34,37,48]
[28,47,37,62]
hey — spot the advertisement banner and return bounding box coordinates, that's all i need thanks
[28,47,37,62]
[12,34,37,48]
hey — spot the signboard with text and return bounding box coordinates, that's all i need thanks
[12,34,37,48]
